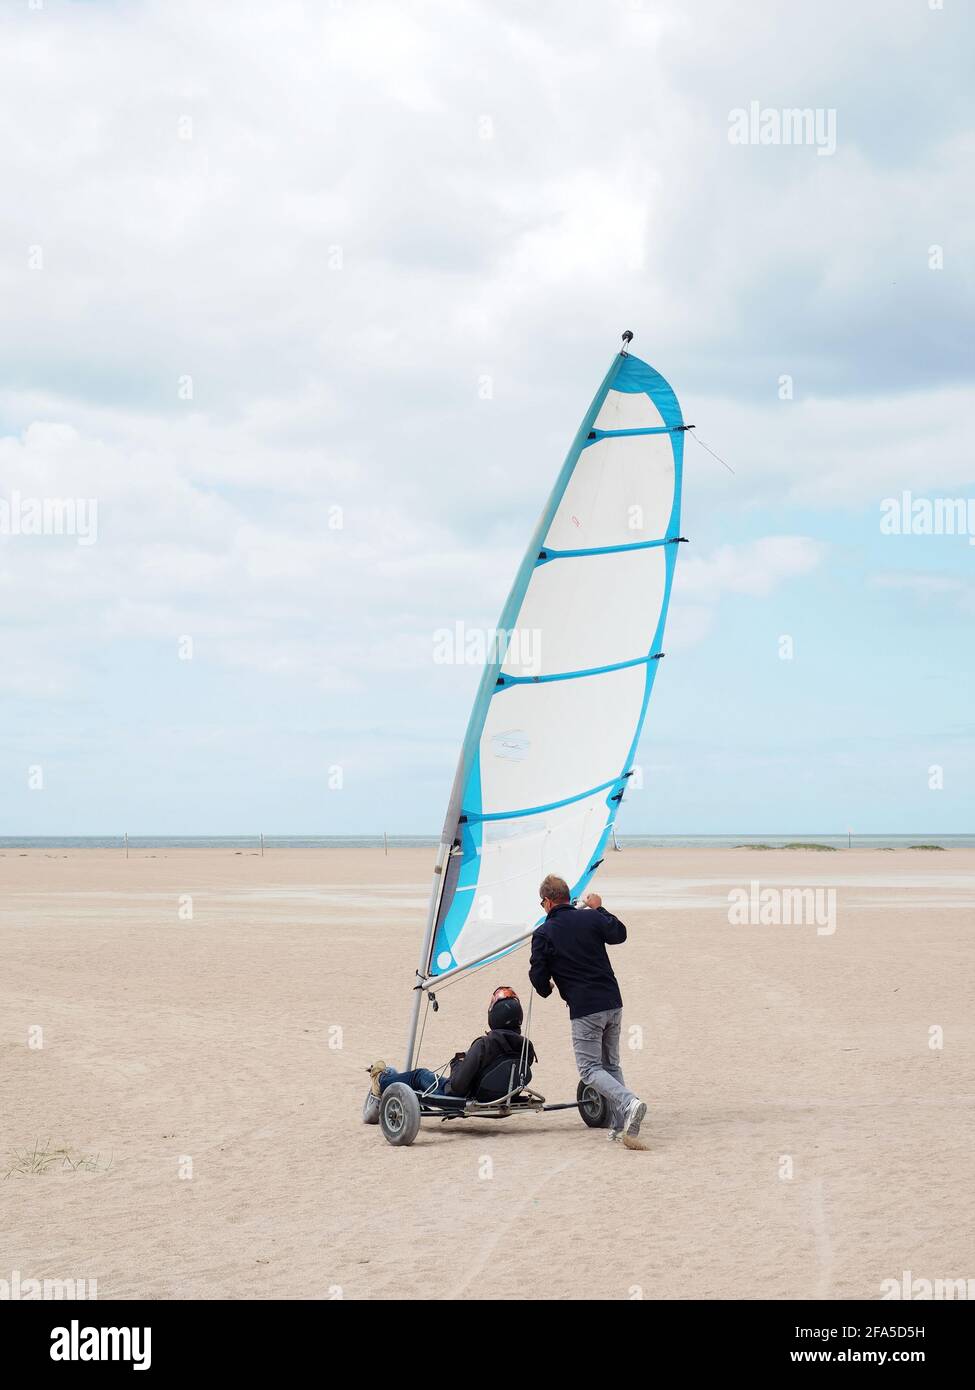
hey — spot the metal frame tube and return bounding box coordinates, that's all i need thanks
[403,839,449,1070]
[416,926,536,992]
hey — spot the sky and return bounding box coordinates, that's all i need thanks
[0,0,972,836]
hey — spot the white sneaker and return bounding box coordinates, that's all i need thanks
[607,1128,622,1142]
[624,1098,647,1137]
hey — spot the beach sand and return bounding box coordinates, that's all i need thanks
[1,846,973,1300]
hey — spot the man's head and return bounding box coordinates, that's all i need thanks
[539,874,570,915]
[488,985,523,1032]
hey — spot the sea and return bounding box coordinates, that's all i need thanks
[1,835,972,850]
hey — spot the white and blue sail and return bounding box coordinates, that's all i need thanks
[406,337,685,1062]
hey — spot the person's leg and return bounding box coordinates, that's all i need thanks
[378,1066,439,1095]
[600,1011,647,1143]
[599,1009,630,1131]
[571,1010,637,1129]
[416,1071,452,1096]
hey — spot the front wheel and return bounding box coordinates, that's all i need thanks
[577,1080,610,1128]
[380,1082,422,1146]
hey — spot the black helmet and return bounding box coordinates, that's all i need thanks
[487,986,523,1031]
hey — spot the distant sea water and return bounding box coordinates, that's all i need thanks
[2,835,973,850]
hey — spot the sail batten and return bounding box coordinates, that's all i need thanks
[419,345,685,990]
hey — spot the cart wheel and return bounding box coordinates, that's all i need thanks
[362,1089,380,1125]
[379,1082,421,1146]
[577,1080,610,1128]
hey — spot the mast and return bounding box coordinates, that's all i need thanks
[403,714,471,1068]
[403,839,449,1070]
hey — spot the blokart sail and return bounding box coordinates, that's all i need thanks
[405,333,686,1067]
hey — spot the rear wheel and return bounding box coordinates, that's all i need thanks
[380,1082,422,1146]
[577,1080,610,1128]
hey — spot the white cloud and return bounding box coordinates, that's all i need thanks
[870,570,975,614]
[0,0,971,828]
[678,536,828,601]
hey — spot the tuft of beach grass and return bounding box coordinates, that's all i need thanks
[4,1140,114,1179]
[735,842,839,851]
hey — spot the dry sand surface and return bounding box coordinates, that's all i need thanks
[2,846,973,1300]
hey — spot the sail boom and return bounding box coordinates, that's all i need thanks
[419,928,536,992]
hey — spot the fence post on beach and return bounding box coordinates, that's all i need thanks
[383,831,388,856]
[260,832,264,857]
[124,832,128,859]
[848,827,853,849]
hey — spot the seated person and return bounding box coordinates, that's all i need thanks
[366,986,536,1106]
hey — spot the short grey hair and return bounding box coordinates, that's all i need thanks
[539,874,570,904]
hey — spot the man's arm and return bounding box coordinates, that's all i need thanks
[584,892,626,944]
[528,927,554,997]
[446,1036,487,1097]
[597,906,627,944]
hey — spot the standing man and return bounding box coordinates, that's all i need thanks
[529,874,647,1149]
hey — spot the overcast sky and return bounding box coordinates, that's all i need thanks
[1,0,972,836]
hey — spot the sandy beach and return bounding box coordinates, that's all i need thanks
[2,846,973,1301]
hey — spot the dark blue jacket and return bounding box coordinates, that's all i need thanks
[529,902,626,1020]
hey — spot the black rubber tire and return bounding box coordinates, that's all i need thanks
[577,1079,610,1128]
[379,1082,422,1146]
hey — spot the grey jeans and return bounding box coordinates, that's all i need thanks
[570,1008,637,1131]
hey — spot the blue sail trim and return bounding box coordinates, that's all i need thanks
[496,653,660,688]
[426,348,685,980]
[536,535,673,565]
[429,759,483,975]
[613,354,683,426]
[463,776,624,824]
[585,425,677,443]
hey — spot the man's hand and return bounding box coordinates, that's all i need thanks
[583,892,602,909]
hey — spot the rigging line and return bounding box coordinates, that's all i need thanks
[519,985,535,1081]
[688,429,735,475]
